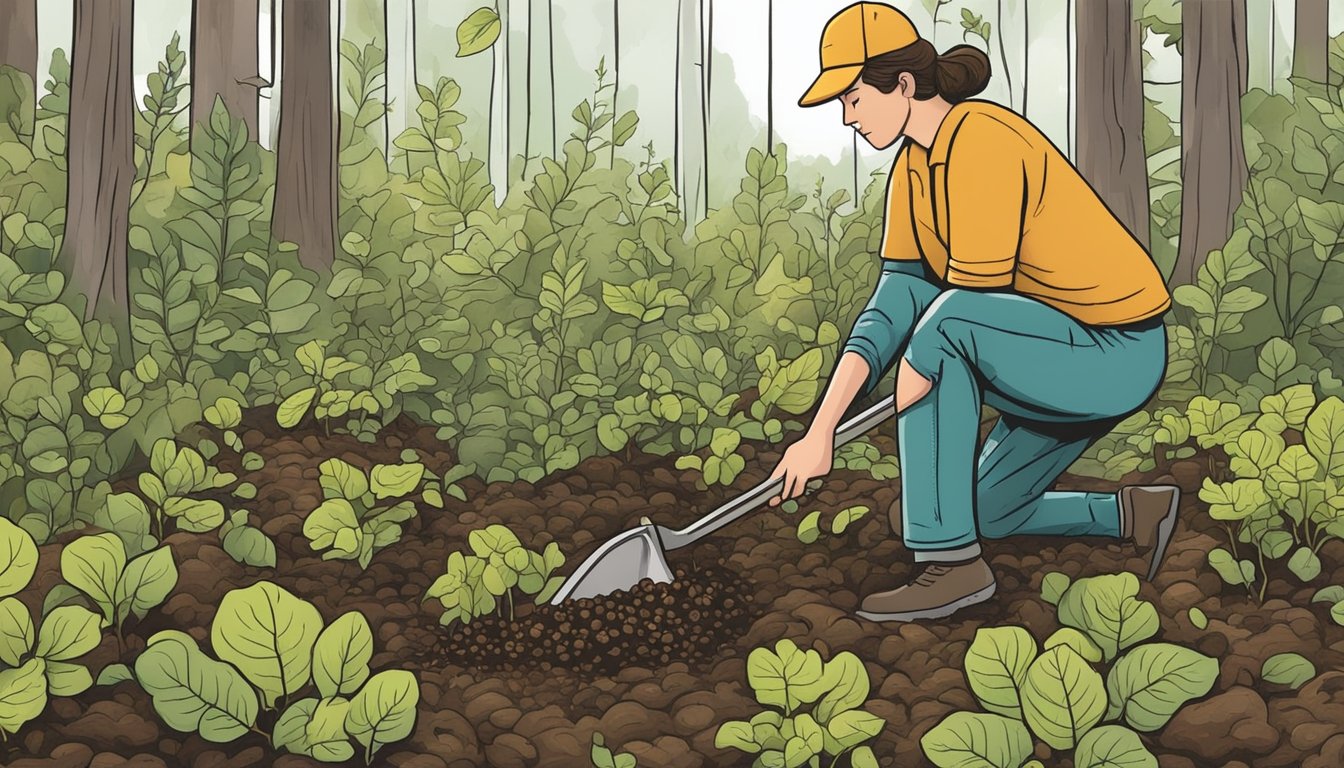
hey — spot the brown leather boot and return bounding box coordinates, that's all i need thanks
[856,557,996,622]
[1118,484,1180,581]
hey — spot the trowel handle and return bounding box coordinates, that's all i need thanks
[661,395,898,550]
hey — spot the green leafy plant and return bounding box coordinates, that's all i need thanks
[130,32,188,208]
[1197,388,1344,599]
[303,457,425,569]
[60,531,176,650]
[715,638,883,768]
[1170,230,1268,398]
[920,572,1218,768]
[137,437,236,538]
[425,524,565,625]
[132,581,418,765]
[0,518,105,743]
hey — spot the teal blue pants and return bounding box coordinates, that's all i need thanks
[842,260,1168,563]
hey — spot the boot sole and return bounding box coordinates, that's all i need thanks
[1145,487,1181,582]
[855,581,997,623]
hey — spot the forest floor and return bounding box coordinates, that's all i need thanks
[5,412,1344,768]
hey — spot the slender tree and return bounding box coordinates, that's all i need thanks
[385,0,418,173]
[1174,0,1248,286]
[61,0,134,354]
[191,0,262,143]
[272,0,336,269]
[0,0,38,100]
[1076,0,1149,248]
[1294,0,1329,83]
[675,0,707,224]
[766,0,774,156]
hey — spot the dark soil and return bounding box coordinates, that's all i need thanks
[415,564,758,676]
[6,408,1344,768]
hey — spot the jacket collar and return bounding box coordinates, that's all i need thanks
[927,101,974,167]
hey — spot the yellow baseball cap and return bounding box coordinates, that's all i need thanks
[798,2,921,107]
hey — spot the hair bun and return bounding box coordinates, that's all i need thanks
[935,45,992,103]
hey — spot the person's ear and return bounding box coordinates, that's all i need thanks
[898,72,916,98]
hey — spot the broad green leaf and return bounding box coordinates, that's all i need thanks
[222,526,277,568]
[1287,547,1321,582]
[344,669,419,759]
[1208,548,1251,586]
[1261,652,1315,689]
[0,517,39,598]
[1040,571,1071,605]
[965,625,1036,719]
[274,697,320,754]
[919,711,1033,768]
[830,505,870,535]
[748,638,829,712]
[304,499,361,551]
[34,605,102,661]
[1105,643,1218,731]
[1056,573,1159,661]
[1306,396,1344,477]
[1021,645,1107,750]
[715,719,759,752]
[305,696,355,761]
[786,712,824,766]
[0,597,34,665]
[319,458,368,500]
[61,533,125,626]
[313,611,373,698]
[277,387,316,428]
[1312,585,1344,604]
[211,582,324,709]
[113,546,177,623]
[370,463,424,499]
[1074,725,1157,768]
[0,658,47,735]
[44,660,92,696]
[96,663,135,686]
[1044,627,1104,663]
[163,497,226,532]
[455,7,501,57]
[137,630,257,741]
[821,709,885,754]
[94,492,155,559]
[814,651,869,724]
[796,511,822,544]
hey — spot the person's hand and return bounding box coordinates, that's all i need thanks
[766,430,835,506]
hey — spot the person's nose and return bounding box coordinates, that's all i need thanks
[843,103,856,128]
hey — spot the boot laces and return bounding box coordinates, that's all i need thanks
[913,564,953,586]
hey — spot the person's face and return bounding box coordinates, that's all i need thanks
[841,73,915,150]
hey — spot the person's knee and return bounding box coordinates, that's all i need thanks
[904,289,979,385]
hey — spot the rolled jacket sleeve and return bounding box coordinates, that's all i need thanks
[943,116,1028,289]
[842,260,931,397]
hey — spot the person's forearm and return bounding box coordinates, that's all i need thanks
[807,351,871,439]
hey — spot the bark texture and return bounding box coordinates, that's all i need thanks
[272,0,336,270]
[1175,0,1249,286]
[61,0,135,352]
[1076,0,1150,250]
[191,0,261,141]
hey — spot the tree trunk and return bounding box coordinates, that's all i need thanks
[765,0,773,156]
[1076,0,1149,249]
[272,0,336,270]
[259,0,279,151]
[0,0,37,87]
[191,0,260,142]
[1174,0,1248,286]
[61,0,134,353]
[385,0,417,173]
[1293,0,1329,83]
[488,0,510,205]
[675,0,706,224]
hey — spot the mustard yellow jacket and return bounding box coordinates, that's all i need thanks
[880,99,1171,326]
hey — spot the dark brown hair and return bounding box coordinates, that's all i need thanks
[858,40,992,103]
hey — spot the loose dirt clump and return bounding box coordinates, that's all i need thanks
[414,563,759,676]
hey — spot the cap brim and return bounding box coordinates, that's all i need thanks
[798,65,863,107]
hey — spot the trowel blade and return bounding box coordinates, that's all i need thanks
[548,524,675,604]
